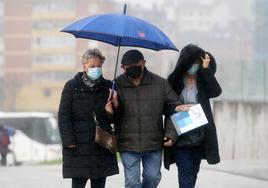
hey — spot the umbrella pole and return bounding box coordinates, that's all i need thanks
[113,45,121,79]
[110,44,121,101]
[113,4,126,79]
[110,4,126,99]
[113,4,126,80]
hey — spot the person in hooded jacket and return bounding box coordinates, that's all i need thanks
[58,48,120,188]
[164,44,222,188]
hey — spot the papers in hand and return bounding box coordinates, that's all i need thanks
[170,104,208,136]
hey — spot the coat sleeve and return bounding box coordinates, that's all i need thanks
[58,80,76,147]
[112,95,124,123]
[198,68,222,98]
[164,117,178,143]
[163,79,182,117]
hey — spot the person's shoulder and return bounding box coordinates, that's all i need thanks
[102,78,113,88]
[115,74,125,81]
[147,70,167,83]
[64,78,75,88]
[104,79,112,84]
[114,74,126,85]
[63,72,81,89]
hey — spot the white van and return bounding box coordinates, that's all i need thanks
[0,112,62,165]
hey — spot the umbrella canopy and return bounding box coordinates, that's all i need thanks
[61,13,178,52]
[61,4,178,95]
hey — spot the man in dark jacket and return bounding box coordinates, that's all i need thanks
[58,48,119,188]
[115,50,179,188]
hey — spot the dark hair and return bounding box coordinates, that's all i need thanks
[169,44,205,77]
[121,49,144,65]
[177,44,205,67]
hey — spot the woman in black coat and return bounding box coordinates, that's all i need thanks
[58,48,119,188]
[164,44,222,188]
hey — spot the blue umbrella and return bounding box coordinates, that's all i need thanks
[61,13,178,52]
[61,4,178,93]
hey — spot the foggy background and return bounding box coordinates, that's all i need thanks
[0,0,268,161]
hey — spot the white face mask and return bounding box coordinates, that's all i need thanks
[87,67,102,80]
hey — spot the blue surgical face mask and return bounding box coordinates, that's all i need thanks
[87,67,102,80]
[187,64,199,75]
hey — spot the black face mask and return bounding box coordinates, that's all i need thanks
[126,66,143,79]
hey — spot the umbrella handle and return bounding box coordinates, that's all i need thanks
[108,81,116,101]
[110,4,126,101]
[111,80,115,98]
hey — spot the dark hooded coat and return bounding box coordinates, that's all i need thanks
[58,72,119,178]
[164,44,222,169]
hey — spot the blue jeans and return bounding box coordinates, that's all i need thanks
[120,150,162,188]
[174,146,202,188]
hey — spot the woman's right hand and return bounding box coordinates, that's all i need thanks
[175,104,192,112]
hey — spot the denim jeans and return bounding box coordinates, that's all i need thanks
[174,146,202,188]
[72,177,106,188]
[120,149,162,188]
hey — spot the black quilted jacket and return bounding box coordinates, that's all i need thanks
[58,72,119,178]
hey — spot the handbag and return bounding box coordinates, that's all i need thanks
[93,112,117,154]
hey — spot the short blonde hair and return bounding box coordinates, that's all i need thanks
[81,48,105,64]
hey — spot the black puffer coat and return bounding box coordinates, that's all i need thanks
[164,45,222,169]
[58,72,119,178]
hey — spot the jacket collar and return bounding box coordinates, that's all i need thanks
[74,72,107,91]
[120,67,152,87]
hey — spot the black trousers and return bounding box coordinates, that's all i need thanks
[0,153,7,166]
[72,177,106,188]
[174,146,202,188]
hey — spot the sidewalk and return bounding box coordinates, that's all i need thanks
[0,160,267,188]
[201,160,268,182]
